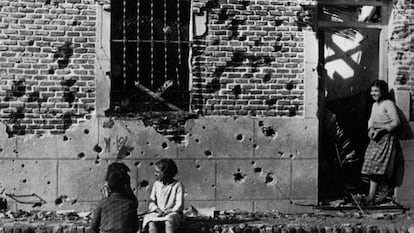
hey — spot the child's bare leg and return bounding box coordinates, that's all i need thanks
[367,180,378,201]
[165,221,174,233]
[148,222,159,233]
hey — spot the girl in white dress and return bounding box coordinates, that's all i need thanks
[143,159,184,233]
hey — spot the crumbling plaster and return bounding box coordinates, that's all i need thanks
[0,1,320,212]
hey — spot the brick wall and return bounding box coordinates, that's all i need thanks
[389,0,414,119]
[0,0,96,137]
[191,0,310,117]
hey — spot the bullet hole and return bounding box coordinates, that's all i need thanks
[63,135,68,141]
[146,142,150,145]
[161,142,168,150]
[55,195,68,205]
[237,168,241,172]
[263,73,272,82]
[204,178,208,182]
[21,164,25,168]
[117,145,134,159]
[258,121,264,127]
[62,113,73,130]
[103,119,115,128]
[212,184,216,188]
[288,107,296,117]
[48,68,55,74]
[149,162,154,166]
[251,161,255,165]
[134,161,141,167]
[54,41,73,69]
[265,173,274,185]
[286,81,294,90]
[232,85,242,98]
[204,150,212,158]
[233,172,247,184]
[71,199,77,205]
[274,44,283,52]
[196,164,201,169]
[141,151,145,155]
[47,181,51,185]
[139,180,149,188]
[195,138,200,143]
[253,167,262,174]
[275,19,283,26]
[32,203,42,208]
[278,151,284,156]
[253,143,259,150]
[95,157,101,165]
[22,179,27,183]
[262,127,276,137]
[229,196,233,200]
[0,148,3,153]
[289,154,294,158]
[77,152,85,159]
[236,134,244,141]
[84,129,89,134]
[202,126,206,130]
[266,98,277,106]
[93,144,103,153]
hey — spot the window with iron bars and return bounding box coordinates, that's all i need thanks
[110,0,191,114]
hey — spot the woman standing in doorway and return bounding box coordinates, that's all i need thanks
[362,80,404,205]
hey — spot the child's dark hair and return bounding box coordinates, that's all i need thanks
[107,170,128,193]
[155,159,178,179]
[105,162,130,181]
[370,80,389,101]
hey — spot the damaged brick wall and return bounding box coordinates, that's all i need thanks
[0,0,96,136]
[389,0,414,119]
[191,0,312,117]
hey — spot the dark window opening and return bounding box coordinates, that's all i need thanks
[110,0,191,114]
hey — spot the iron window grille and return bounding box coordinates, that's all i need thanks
[110,0,191,114]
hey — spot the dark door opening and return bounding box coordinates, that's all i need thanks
[319,28,380,204]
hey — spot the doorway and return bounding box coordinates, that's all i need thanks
[319,28,380,203]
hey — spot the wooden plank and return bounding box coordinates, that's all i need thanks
[319,0,385,6]
[318,21,383,28]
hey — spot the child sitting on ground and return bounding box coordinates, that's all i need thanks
[90,169,139,233]
[102,162,138,205]
[143,159,185,233]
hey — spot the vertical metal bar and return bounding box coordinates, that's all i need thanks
[151,0,154,89]
[177,0,181,87]
[137,0,140,85]
[188,0,193,110]
[164,0,167,84]
[123,0,127,86]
